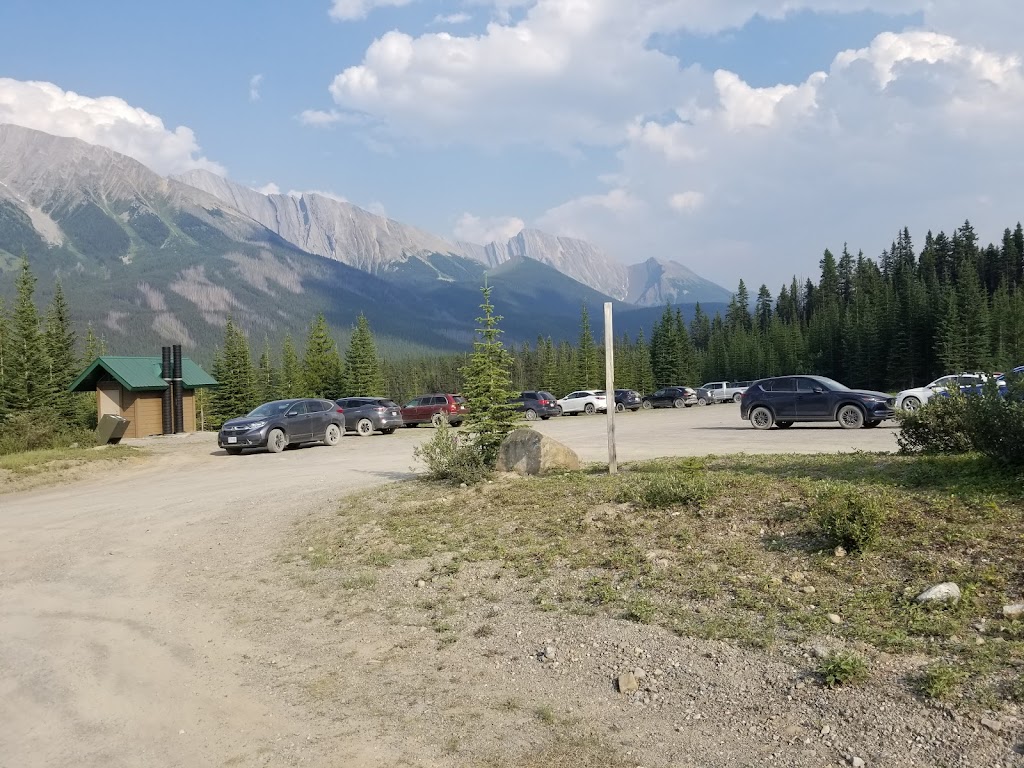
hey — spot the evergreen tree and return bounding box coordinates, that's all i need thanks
[279,335,305,398]
[576,304,599,388]
[44,282,77,420]
[255,336,281,403]
[460,284,520,466]
[6,256,50,411]
[342,313,385,396]
[303,313,344,399]
[210,316,258,422]
[633,329,655,394]
[0,298,8,418]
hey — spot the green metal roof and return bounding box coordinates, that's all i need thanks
[69,356,218,393]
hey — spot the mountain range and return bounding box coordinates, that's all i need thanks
[0,123,731,356]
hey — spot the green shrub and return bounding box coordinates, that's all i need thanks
[412,423,491,485]
[0,409,93,456]
[817,651,869,687]
[897,392,972,455]
[961,376,1024,467]
[615,472,715,509]
[916,663,964,700]
[812,482,886,553]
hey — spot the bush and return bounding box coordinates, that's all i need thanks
[412,423,491,485]
[812,482,886,553]
[897,392,972,455]
[0,409,93,456]
[817,651,869,687]
[961,376,1024,467]
[615,472,716,509]
[916,663,964,700]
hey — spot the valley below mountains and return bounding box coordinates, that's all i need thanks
[0,124,729,356]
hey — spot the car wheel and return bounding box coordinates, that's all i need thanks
[776,421,794,429]
[524,408,538,421]
[225,447,243,455]
[554,406,563,416]
[356,418,375,436]
[584,403,596,415]
[697,397,708,406]
[672,397,685,409]
[838,404,865,429]
[901,396,921,411]
[863,420,881,428]
[431,412,449,428]
[266,428,287,453]
[615,402,625,413]
[733,393,743,403]
[641,400,653,410]
[750,407,774,430]
[381,428,396,434]
[403,423,417,428]
[324,424,342,446]
[540,416,550,421]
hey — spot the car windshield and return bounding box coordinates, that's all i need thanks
[247,400,296,418]
[454,395,467,404]
[379,400,398,407]
[812,377,850,392]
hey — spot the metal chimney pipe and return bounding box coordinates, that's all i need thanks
[161,346,173,435]
[172,344,185,433]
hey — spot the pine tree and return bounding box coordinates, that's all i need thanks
[0,298,8,418]
[44,282,77,420]
[342,313,385,396]
[650,305,677,386]
[303,314,344,399]
[279,335,305,398]
[460,284,520,466]
[210,316,258,422]
[256,336,281,403]
[6,256,51,411]
[576,304,599,388]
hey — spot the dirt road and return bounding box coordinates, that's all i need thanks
[0,408,902,767]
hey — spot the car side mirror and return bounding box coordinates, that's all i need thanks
[814,387,824,394]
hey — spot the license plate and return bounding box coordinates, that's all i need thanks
[227,437,237,444]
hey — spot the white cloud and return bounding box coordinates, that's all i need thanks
[433,12,472,24]
[668,191,704,212]
[298,108,343,126]
[538,189,643,239]
[256,181,280,195]
[365,201,388,216]
[249,74,263,102]
[0,78,224,176]
[329,0,414,21]
[453,212,525,243]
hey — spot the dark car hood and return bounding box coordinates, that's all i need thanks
[221,416,269,429]
[850,389,893,399]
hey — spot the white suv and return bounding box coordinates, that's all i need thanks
[895,373,988,411]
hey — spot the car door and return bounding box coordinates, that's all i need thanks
[402,397,424,423]
[765,377,797,419]
[309,399,334,438]
[795,377,832,420]
[283,400,312,442]
[562,392,583,413]
[650,389,666,407]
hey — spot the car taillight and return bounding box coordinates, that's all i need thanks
[448,404,458,412]
[374,406,387,412]
[336,408,345,413]
[539,399,549,405]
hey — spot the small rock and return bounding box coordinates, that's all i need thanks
[787,571,806,584]
[1002,604,1024,620]
[834,546,847,558]
[812,646,830,659]
[915,582,961,604]
[851,757,865,768]
[801,586,817,595]
[633,667,647,681]
[415,579,426,588]
[981,717,1001,734]
[820,725,831,736]
[542,645,556,661]
[617,671,640,694]
[827,613,843,625]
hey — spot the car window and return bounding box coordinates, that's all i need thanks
[453,395,467,404]
[795,377,819,393]
[379,399,398,407]
[958,376,980,385]
[248,400,293,418]
[539,392,555,401]
[287,402,308,415]
[404,398,421,408]
[336,399,349,408]
[653,390,664,397]
[770,378,796,392]
[430,396,446,405]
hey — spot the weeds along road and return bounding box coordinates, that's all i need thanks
[0,406,900,767]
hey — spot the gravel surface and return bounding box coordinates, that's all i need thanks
[3,408,1018,767]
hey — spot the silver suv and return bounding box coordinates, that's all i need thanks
[700,381,750,403]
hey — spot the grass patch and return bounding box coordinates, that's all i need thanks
[818,651,869,687]
[0,445,141,476]
[916,663,966,700]
[295,452,1024,706]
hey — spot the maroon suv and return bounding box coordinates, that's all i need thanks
[401,393,469,427]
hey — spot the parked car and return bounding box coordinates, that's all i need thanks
[218,398,344,454]
[942,365,1023,400]
[700,381,749,403]
[509,391,560,420]
[895,372,988,411]
[740,375,896,430]
[335,396,404,435]
[641,386,697,409]
[557,390,607,415]
[614,389,643,412]
[694,386,717,406]
[400,393,468,427]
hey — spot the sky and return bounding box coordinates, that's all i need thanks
[1,0,1022,294]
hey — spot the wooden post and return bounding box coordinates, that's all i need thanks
[604,302,617,474]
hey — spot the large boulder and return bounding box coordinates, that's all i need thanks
[496,428,581,475]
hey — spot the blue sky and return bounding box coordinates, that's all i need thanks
[1,1,1020,293]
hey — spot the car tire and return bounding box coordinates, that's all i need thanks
[863,420,881,428]
[838,404,865,429]
[431,412,449,428]
[750,406,774,430]
[356,418,375,436]
[901,396,921,411]
[584,403,596,415]
[225,447,243,455]
[381,428,396,434]
[673,398,685,409]
[733,393,743,403]
[641,400,653,410]
[776,421,794,429]
[524,408,538,421]
[266,428,287,453]
[540,416,550,421]
[554,406,563,416]
[697,397,708,406]
[324,424,342,446]
[451,421,463,428]
[615,402,625,413]
[403,423,417,428]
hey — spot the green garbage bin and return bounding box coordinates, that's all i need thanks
[96,414,129,445]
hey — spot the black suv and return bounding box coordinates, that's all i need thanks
[641,386,696,409]
[740,375,896,430]
[218,398,344,454]
[510,391,560,420]
[335,397,404,436]
[614,389,642,412]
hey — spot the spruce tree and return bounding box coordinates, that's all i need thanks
[7,256,50,411]
[460,284,520,466]
[303,314,344,399]
[279,335,305,398]
[44,282,77,420]
[576,304,599,388]
[342,313,385,396]
[210,316,258,421]
[0,298,8,418]
[256,336,281,403]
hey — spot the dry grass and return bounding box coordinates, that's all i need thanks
[0,444,141,478]
[294,452,1024,706]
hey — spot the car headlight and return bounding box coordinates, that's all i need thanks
[860,397,885,405]
[248,420,268,430]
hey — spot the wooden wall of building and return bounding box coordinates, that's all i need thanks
[94,383,200,437]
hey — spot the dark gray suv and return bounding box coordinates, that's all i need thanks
[218,398,344,454]
[335,397,404,436]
